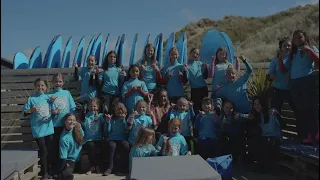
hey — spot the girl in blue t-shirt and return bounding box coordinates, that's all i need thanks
[122,65,149,113]
[183,48,209,114]
[268,37,296,114]
[288,30,319,144]
[59,113,84,180]
[82,98,105,175]
[99,51,126,115]
[23,78,55,179]
[48,73,77,176]
[103,102,130,176]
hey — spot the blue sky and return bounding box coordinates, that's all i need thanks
[1,0,318,65]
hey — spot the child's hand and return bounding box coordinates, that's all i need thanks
[187,151,192,155]
[248,113,254,120]
[198,110,205,116]
[51,109,58,115]
[234,113,239,120]
[147,93,154,102]
[215,85,221,90]
[184,64,189,71]
[75,121,81,129]
[98,68,104,73]
[141,65,145,70]
[202,63,207,69]
[222,116,227,123]
[235,56,241,65]
[50,96,57,103]
[163,136,169,144]
[239,55,247,62]
[73,62,78,68]
[31,107,39,112]
[137,86,142,91]
[269,108,277,116]
[178,71,183,76]
[105,114,112,122]
[132,86,138,91]
[168,71,173,77]
[188,101,194,107]
[211,56,216,64]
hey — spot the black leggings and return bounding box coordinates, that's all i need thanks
[35,135,53,175]
[184,136,198,154]
[104,140,129,172]
[191,86,208,115]
[271,87,296,114]
[101,93,119,114]
[60,160,75,180]
[52,127,64,174]
[83,140,103,167]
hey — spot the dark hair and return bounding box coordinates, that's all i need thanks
[126,64,142,81]
[62,113,84,146]
[277,37,291,57]
[202,97,213,105]
[102,51,120,70]
[189,48,199,55]
[251,96,269,124]
[289,30,311,61]
[142,43,157,66]
[220,99,236,122]
[214,47,228,65]
[155,88,170,108]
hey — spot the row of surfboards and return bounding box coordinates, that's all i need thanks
[13,29,235,69]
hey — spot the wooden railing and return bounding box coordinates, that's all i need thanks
[1,63,318,150]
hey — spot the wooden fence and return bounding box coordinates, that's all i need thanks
[1,63,319,150]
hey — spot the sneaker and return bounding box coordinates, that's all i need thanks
[103,169,112,176]
[302,133,313,144]
[86,166,95,175]
[95,166,101,174]
[41,173,52,180]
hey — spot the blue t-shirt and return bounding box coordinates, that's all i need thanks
[168,108,195,136]
[164,61,184,97]
[194,112,220,139]
[156,133,188,156]
[128,114,153,143]
[212,62,232,91]
[59,127,84,162]
[106,116,128,141]
[186,60,207,88]
[23,93,55,138]
[48,88,76,127]
[129,144,159,171]
[121,78,148,113]
[215,61,253,113]
[137,58,157,90]
[78,67,97,101]
[99,64,123,96]
[289,46,319,79]
[269,57,290,90]
[83,112,105,143]
[259,113,282,138]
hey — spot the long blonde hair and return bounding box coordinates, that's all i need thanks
[142,43,157,65]
[133,127,156,147]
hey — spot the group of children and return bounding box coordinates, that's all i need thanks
[22,29,319,180]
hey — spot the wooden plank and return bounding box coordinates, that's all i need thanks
[1,113,27,120]
[1,105,23,112]
[1,81,79,90]
[1,141,38,150]
[281,110,295,119]
[1,127,32,134]
[1,68,75,76]
[1,134,34,141]
[1,89,80,100]
[1,75,75,83]
[1,120,31,126]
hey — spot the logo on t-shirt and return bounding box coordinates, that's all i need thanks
[36,103,50,121]
[54,96,69,112]
[170,141,180,156]
[87,119,99,135]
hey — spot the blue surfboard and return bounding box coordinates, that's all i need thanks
[28,46,42,69]
[141,34,151,59]
[157,33,164,68]
[220,32,235,65]
[163,32,175,69]
[43,35,59,68]
[114,36,121,53]
[102,34,110,65]
[83,36,96,67]
[183,32,188,64]
[118,34,125,66]
[13,52,29,69]
[92,33,102,67]
[200,29,233,67]
[176,32,185,64]
[73,36,85,67]
[61,37,72,68]
[129,33,138,66]
[47,35,62,68]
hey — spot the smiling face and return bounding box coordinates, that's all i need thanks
[169,49,179,62]
[217,50,227,62]
[293,32,306,47]
[107,52,117,65]
[145,46,155,58]
[89,101,99,113]
[223,102,234,115]
[253,99,263,113]
[280,40,292,56]
[34,80,47,94]
[114,103,127,118]
[53,76,64,90]
[226,68,237,82]
[158,91,168,106]
[202,101,212,113]
[129,66,140,79]
[87,55,96,68]
[190,48,200,60]
[170,124,180,135]
[136,101,147,115]
[65,115,76,130]
[177,99,188,112]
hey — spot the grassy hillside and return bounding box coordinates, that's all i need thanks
[170,4,319,62]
